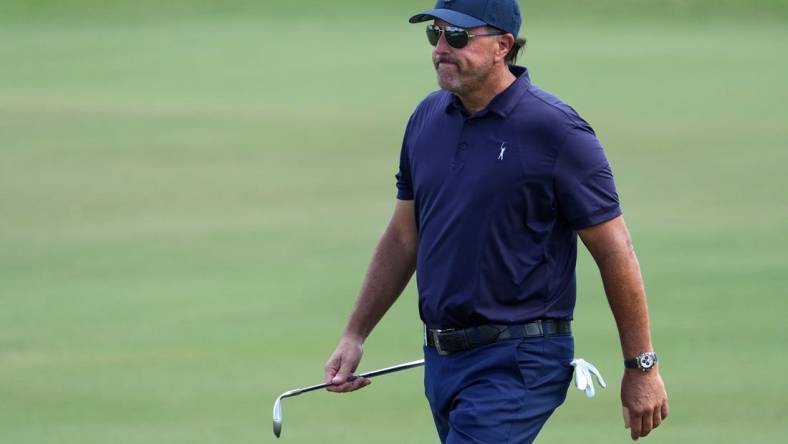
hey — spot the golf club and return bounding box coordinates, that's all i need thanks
[272,358,425,438]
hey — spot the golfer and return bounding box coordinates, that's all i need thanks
[325,0,668,442]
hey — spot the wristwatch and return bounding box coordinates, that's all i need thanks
[624,352,658,372]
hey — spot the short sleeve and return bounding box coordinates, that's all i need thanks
[395,115,415,200]
[554,127,621,229]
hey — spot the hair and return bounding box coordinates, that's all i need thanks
[505,37,527,65]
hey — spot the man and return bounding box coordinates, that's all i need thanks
[324,0,669,442]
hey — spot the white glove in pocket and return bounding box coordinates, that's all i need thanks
[570,358,607,398]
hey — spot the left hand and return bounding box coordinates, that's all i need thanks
[621,368,669,440]
[324,336,370,393]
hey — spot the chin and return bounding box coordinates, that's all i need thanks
[440,82,466,95]
[437,76,462,93]
[438,81,457,93]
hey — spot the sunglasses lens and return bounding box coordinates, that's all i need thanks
[445,29,469,48]
[426,25,440,46]
[425,25,470,48]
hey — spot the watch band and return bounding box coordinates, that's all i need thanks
[624,358,639,369]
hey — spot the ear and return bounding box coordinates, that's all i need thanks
[495,33,515,63]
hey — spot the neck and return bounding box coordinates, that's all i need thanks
[456,65,516,114]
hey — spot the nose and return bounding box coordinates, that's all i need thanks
[432,30,452,54]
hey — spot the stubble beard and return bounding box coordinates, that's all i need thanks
[434,58,494,96]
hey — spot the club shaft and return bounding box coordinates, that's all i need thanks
[357,359,425,378]
[284,359,425,397]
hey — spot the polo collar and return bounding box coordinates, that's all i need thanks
[445,65,531,117]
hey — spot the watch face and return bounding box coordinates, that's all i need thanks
[639,353,655,369]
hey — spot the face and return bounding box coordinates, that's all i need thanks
[431,19,501,95]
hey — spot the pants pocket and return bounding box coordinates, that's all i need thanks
[515,335,574,390]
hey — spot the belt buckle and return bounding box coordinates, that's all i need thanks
[431,328,454,355]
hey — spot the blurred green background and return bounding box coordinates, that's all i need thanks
[1,1,786,443]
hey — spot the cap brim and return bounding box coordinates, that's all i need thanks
[408,8,487,29]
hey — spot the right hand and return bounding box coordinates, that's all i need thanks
[621,368,669,440]
[324,336,371,393]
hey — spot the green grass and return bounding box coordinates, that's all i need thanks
[1,1,787,443]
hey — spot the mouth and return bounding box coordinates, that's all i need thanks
[434,58,458,68]
[435,61,458,71]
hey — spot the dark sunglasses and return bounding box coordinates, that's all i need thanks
[426,24,505,49]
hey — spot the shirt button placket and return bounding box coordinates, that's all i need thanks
[452,120,470,171]
[451,142,467,171]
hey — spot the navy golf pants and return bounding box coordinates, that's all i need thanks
[424,335,574,444]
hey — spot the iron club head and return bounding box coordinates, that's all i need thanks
[272,394,284,437]
[272,387,314,438]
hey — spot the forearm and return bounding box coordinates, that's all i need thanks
[596,240,653,358]
[580,216,654,358]
[341,226,417,342]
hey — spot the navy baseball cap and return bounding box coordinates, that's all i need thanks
[409,0,522,37]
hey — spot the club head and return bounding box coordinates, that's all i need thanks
[273,396,283,438]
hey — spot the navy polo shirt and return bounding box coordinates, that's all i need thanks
[396,65,621,329]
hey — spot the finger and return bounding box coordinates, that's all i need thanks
[641,408,653,437]
[328,375,357,392]
[327,377,370,393]
[652,408,662,429]
[582,360,600,375]
[622,406,630,429]
[326,380,355,393]
[629,409,642,440]
[582,368,595,398]
[661,400,669,420]
[324,355,340,384]
[325,383,346,393]
[575,365,588,390]
[585,362,607,388]
[347,377,371,391]
[331,360,357,385]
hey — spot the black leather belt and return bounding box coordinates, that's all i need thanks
[425,320,572,355]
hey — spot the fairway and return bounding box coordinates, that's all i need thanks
[1,1,787,443]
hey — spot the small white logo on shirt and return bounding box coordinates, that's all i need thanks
[498,143,507,160]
